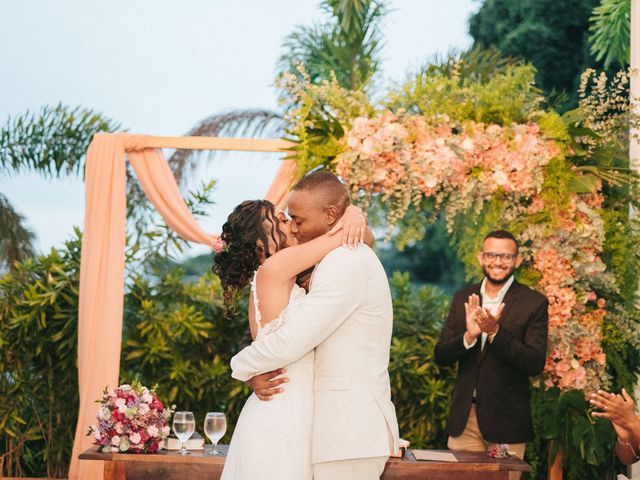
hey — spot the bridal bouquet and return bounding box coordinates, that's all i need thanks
[89,382,172,453]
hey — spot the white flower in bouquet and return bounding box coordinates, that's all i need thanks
[129,432,142,445]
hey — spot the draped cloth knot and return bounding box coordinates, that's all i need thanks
[69,132,293,480]
[123,133,153,152]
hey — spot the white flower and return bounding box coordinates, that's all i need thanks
[93,430,102,441]
[129,432,142,445]
[461,138,475,152]
[162,426,170,437]
[115,398,127,414]
[120,384,131,392]
[111,435,121,446]
[141,393,153,404]
[119,438,130,452]
[99,407,111,420]
[147,425,159,438]
[424,176,438,189]
[491,170,509,186]
[373,168,387,183]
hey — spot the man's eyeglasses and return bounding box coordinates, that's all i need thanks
[481,252,517,262]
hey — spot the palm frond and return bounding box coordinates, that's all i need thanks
[278,0,387,91]
[416,47,521,86]
[167,109,284,185]
[0,104,120,178]
[589,0,631,68]
[0,193,35,272]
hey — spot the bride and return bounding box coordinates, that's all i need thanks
[212,198,369,480]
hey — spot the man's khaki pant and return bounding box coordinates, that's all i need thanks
[313,456,388,480]
[447,405,526,480]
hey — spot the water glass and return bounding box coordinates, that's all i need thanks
[204,412,227,455]
[172,411,196,455]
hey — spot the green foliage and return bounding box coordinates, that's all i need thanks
[0,104,119,272]
[0,194,35,272]
[278,68,373,173]
[528,388,617,480]
[0,104,119,178]
[121,267,251,434]
[378,217,466,292]
[387,272,455,448]
[0,232,81,478]
[0,232,252,477]
[600,209,640,301]
[386,53,544,126]
[278,0,386,92]
[468,0,601,110]
[589,0,631,69]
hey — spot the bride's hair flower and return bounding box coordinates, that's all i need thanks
[212,237,227,254]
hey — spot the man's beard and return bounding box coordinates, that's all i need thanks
[482,265,514,286]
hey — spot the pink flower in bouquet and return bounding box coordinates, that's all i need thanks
[89,381,173,454]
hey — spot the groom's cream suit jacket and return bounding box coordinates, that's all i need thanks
[231,245,400,464]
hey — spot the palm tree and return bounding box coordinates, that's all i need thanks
[169,0,387,182]
[0,104,118,271]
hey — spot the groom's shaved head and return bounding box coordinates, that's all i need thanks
[291,171,350,214]
[287,171,350,243]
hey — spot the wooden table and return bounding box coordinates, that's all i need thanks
[80,446,531,479]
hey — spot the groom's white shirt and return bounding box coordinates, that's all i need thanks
[230,244,400,464]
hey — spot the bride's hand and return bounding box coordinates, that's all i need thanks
[328,205,367,248]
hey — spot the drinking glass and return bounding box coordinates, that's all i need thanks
[204,412,227,455]
[172,411,196,455]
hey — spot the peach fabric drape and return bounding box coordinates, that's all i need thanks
[69,133,294,480]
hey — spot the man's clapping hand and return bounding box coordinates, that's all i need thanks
[464,294,482,345]
[475,303,504,335]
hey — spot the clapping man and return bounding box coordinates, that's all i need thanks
[434,230,549,479]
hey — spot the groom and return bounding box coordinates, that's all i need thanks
[230,171,400,479]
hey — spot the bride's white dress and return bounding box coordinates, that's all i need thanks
[221,273,314,480]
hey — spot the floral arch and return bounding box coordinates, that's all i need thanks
[280,62,640,462]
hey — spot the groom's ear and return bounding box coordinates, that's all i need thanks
[324,205,340,227]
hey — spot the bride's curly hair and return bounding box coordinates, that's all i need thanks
[212,199,288,304]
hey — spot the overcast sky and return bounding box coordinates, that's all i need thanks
[1,0,476,256]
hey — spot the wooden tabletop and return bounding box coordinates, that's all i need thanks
[80,446,531,472]
[80,445,230,464]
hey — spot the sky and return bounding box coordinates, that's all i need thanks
[1,0,476,257]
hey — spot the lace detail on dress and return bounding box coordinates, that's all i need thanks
[262,283,306,336]
[249,271,262,334]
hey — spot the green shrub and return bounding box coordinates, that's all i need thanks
[388,272,455,448]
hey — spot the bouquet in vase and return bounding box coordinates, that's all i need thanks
[89,381,173,453]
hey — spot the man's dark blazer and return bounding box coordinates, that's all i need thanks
[434,279,548,444]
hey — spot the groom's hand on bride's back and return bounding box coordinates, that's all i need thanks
[246,368,288,401]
